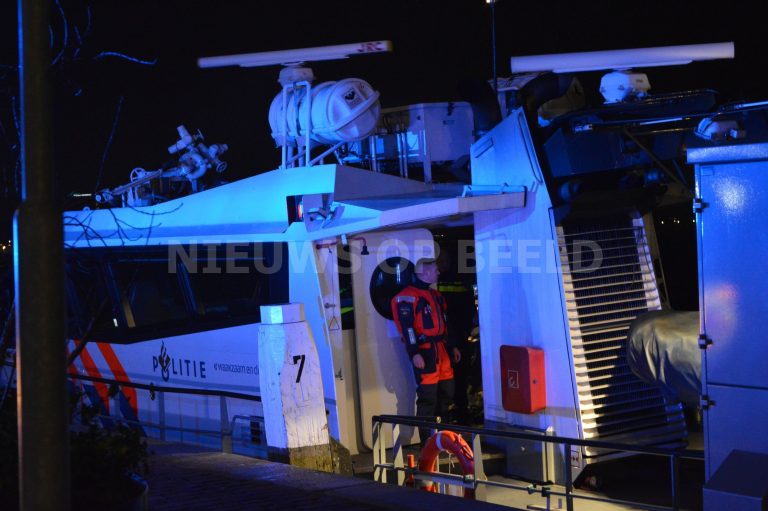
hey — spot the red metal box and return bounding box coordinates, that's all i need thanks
[500,345,546,413]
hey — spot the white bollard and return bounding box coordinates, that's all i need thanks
[258,303,332,471]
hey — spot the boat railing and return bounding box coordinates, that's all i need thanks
[372,414,703,511]
[66,373,263,455]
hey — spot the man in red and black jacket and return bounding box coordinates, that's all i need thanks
[391,258,461,445]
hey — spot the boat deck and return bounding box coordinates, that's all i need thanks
[350,431,704,511]
[144,439,522,511]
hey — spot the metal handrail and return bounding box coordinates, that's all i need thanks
[67,373,262,453]
[66,373,261,402]
[372,414,701,511]
[88,412,263,448]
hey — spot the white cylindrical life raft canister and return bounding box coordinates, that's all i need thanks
[268,78,380,147]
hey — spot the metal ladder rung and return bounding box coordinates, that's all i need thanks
[577,379,650,393]
[574,353,621,365]
[580,363,632,377]
[574,316,639,330]
[570,325,630,339]
[570,305,648,320]
[579,386,660,402]
[563,278,653,293]
[565,288,651,302]
[573,241,650,254]
[561,252,646,267]
[581,400,669,419]
[575,370,635,382]
[561,261,644,275]
[569,270,649,284]
[577,332,629,342]
[560,234,646,247]
[568,297,649,313]
[558,226,641,239]
[574,338,627,349]
[573,345,625,357]
[580,393,666,412]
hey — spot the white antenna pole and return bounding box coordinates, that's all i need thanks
[305,80,312,167]
[490,0,498,94]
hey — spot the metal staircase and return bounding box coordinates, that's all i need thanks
[558,215,687,461]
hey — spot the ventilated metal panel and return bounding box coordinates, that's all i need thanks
[558,215,686,458]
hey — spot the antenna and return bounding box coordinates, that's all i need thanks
[487,0,498,94]
[198,40,392,69]
[510,42,734,74]
[510,42,734,103]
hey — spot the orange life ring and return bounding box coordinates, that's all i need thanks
[418,430,475,498]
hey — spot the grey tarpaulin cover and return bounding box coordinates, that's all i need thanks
[626,310,701,406]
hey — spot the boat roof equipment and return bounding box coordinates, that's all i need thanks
[198,41,392,169]
[94,125,228,208]
[510,42,734,103]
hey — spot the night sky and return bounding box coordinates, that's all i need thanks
[2,0,768,242]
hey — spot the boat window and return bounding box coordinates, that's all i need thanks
[64,242,289,342]
[111,259,189,328]
[185,243,287,322]
[65,257,119,338]
[369,257,414,319]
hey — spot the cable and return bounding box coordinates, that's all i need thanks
[94,52,158,66]
[64,201,184,248]
[63,216,109,248]
[93,95,125,193]
[124,202,184,216]
[144,210,156,246]
[106,209,143,244]
[51,0,69,66]
[10,96,20,138]
[84,4,92,38]
[67,210,96,246]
